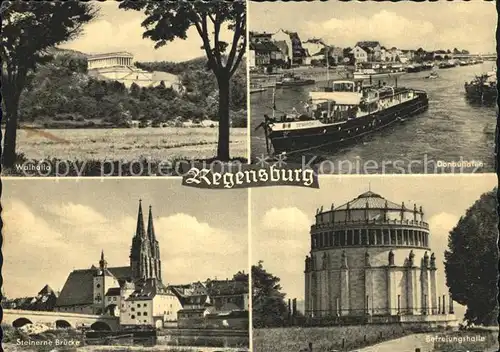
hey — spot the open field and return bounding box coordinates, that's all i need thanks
[8,127,248,161]
[253,325,413,352]
[253,326,499,352]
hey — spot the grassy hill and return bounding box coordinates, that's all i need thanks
[17,49,247,128]
[48,46,89,58]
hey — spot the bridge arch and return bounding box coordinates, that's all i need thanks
[105,304,118,317]
[12,317,33,328]
[90,321,111,331]
[55,320,72,329]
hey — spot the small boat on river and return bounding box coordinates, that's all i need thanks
[425,72,439,79]
[425,67,439,79]
[276,72,315,87]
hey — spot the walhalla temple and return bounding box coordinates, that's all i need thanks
[304,191,456,327]
[86,51,182,91]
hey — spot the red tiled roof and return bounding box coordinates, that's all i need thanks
[108,266,132,281]
[55,269,96,307]
[127,278,173,301]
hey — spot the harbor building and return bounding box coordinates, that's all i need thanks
[87,51,182,91]
[304,191,456,326]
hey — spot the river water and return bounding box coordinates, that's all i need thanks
[250,62,496,174]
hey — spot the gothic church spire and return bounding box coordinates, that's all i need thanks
[147,205,156,243]
[135,199,146,238]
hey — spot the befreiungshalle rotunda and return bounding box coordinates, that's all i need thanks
[304,191,456,326]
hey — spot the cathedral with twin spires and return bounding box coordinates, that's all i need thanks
[55,201,182,328]
[130,200,162,283]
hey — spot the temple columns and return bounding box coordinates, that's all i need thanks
[413,266,421,314]
[328,270,336,316]
[321,269,328,316]
[430,267,437,314]
[316,268,322,316]
[311,272,317,317]
[406,264,419,315]
[316,271,322,316]
[305,271,310,315]
[386,266,397,315]
[364,267,373,315]
[421,265,431,314]
[339,265,349,316]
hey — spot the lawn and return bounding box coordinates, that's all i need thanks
[11,127,247,161]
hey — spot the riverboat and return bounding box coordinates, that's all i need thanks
[353,68,405,79]
[406,63,434,73]
[353,62,405,80]
[250,83,267,94]
[258,79,428,155]
[406,64,423,73]
[438,61,457,69]
[276,72,315,87]
[464,71,497,102]
[422,62,434,70]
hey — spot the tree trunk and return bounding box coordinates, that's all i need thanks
[2,94,20,168]
[216,72,230,161]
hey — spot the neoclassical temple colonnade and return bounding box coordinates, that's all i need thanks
[87,52,134,70]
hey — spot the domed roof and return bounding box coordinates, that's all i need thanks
[334,191,403,210]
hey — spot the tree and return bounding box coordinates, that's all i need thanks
[130,82,141,99]
[444,189,498,326]
[1,1,97,167]
[251,261,288,328]
[119,0,246,161]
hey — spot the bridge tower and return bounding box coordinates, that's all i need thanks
[93,251,119,315]
[93,251,107,314]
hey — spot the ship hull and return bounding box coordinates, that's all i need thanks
[277,80,316,87]
[353,72,403,80]
[464,84,497,102]
[268,92,428,155]
[406,66,423,73]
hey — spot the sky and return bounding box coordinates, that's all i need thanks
[251,174,497,320]
[249,1,496,54]
[2,178,248,298]
[59,1,235,62]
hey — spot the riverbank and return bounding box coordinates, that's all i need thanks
[251,66,346,85]
[253,326,498,352]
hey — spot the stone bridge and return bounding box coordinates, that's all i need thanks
[452,53,497,60]
[3,309,120,331]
